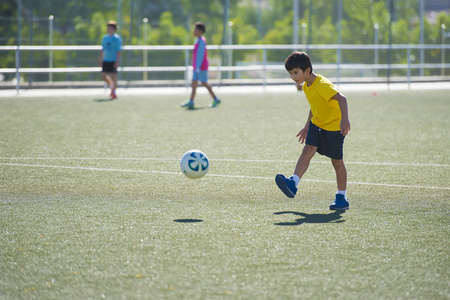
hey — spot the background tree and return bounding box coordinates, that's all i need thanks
[0,0,448,81]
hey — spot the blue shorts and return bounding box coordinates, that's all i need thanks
[306,122,345,160]
[192,70,208,82]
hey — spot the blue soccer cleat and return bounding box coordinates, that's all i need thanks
[181,100,194,109]
[275,174,297,198]
[330,194,349,211]
[209,98,221,108]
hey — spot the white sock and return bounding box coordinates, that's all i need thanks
[337,190,347,200]
[291,174,300,187]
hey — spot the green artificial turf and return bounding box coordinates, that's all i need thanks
[0,88,449,299]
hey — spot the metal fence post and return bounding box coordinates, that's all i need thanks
[374,23,379,77]
[302,23,307,46]
[143,18,148,81]
[49,15,54,82]
[185,49,189,89]
[227,21,233,79]
[419,0,425,76]
[15,46,20,95]
[407,48,411,90]
[218,46,222,87]
[336,47,341,88]
[263,48,267,88]
[442,24,446,77]
[293,0,299,47]
[336,0,342,87]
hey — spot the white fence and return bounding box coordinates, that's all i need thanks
[0,44,449,94]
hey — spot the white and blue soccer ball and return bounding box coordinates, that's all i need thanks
[180,150,209,179]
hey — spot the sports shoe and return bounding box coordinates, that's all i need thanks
[110,91,118,100]
[330,194,349,211]
[275,174,297,198]
[209,98,221,108]
[181,100,194,109]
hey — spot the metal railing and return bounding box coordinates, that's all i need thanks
[1,44,449,94]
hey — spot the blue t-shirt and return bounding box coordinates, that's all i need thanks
[101,33,122,62]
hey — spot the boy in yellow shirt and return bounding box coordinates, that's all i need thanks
[275,52,351,210]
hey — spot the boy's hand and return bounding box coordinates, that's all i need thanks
[296,127,309,144]
[340,119,351,136]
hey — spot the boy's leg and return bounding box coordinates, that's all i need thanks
[330,158,349,210]
[202,82,221,107]
[331,159,347,191]
[190,80,198,100]
[201,82,216,99]
[110,73,118,99]
[110,73,118,90]
[275,144,317,198]
[181,81,197,108]
[101,72,113,88]
[294,144,318,179]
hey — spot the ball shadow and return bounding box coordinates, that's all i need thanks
[174,219,204,223]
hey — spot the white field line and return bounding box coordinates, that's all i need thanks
[1,162,449,190]
[1,157,449,168]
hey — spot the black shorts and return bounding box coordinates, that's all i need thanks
[102,61,117,73]
[305,121,345,160]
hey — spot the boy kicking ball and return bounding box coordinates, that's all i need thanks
[275,52,351,211]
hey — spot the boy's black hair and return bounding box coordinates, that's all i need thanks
[285,52,313,73]
[195,22,206,33]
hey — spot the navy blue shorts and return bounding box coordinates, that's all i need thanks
[305,122,345,160]
[102,61,117,73]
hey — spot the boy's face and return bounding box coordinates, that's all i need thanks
[194,27,202,37]
[107,25,116,35]
[289,67,309,85]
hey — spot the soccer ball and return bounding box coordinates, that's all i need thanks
[180,150,209,179]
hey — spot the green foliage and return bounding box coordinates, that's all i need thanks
[148,11,188,45]
[0,0,448,80]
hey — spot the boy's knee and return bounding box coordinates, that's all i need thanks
[331,159,345,168]
[301,145,317,158]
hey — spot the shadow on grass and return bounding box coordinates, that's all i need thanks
[93,98,114,102]
[273,210,346,226]
[183,107,205,111]
[174,219,203,223]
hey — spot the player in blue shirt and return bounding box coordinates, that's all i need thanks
[99,21,122,100]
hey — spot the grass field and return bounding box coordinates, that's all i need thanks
[0,88,449,299]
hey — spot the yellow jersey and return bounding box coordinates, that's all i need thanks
[302,74,341,131]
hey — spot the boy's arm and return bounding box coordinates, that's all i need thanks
[332,92,350,136]
[195,39,206,71]
[114,38,122,68]
[304,109,313,128]
[114,51,121,68]
[99,37,105,66]
[296,110,313,144]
